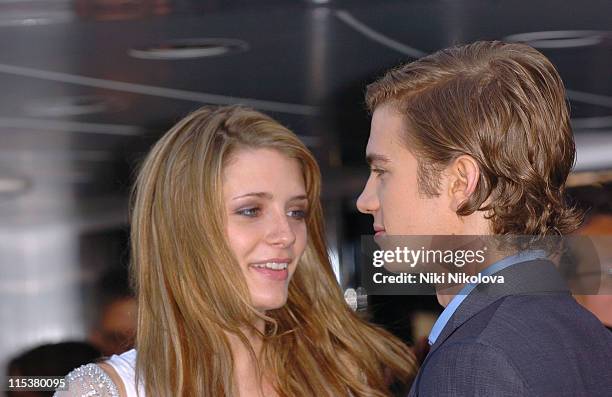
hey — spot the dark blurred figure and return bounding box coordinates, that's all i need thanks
[570,183,612,331]
[89,267,137,357]
[6,342,100,397]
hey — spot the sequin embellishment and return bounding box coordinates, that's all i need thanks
[54,363,119,397]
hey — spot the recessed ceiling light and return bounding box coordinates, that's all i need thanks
[0,175,30,198]
[25,95,123,117]
[504,30,609,49]
[128,38,249,60]
[0,5,74,27]
[574,132,612,171]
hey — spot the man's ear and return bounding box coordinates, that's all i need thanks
[446,155,480,211]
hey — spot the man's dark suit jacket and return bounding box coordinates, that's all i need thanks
[409,259,612,396]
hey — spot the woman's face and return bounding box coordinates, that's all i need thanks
[223,148,308,312]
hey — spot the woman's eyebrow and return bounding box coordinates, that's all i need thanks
[232,193,308,201]
[289,195,308,202]
[232,192,272,200]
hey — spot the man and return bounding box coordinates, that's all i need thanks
[357,41,612,396]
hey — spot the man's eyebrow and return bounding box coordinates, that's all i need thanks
[366,153,391,166]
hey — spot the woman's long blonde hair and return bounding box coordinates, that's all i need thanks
[131,106,417,396]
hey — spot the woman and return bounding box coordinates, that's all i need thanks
[58,106,417,396]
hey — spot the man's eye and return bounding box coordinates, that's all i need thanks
[287,209,307,220]
[237,207,260,217]
[371,168,386,176]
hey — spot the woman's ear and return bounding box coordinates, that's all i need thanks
[446,155,480,211]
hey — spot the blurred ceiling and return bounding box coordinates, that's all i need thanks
[1,0,612,228]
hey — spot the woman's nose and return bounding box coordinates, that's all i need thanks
[266,211,296,248]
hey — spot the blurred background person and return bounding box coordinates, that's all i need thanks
[6,342,100,397]
[569,182,612,331]
[89,267,137,357]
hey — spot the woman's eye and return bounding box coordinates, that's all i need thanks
[236,207,260,217]
[287,209,307,220]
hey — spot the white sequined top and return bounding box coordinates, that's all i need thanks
[54,349,143,397]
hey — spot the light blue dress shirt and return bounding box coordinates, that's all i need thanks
[428,250,548,345]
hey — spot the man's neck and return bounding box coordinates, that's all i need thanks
[436,293,456,308]
[434,248,511,307]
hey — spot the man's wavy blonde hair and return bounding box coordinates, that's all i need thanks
[366,41,581,236]
[131,105,417,396]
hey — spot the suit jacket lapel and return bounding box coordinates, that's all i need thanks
[428,259,569,356]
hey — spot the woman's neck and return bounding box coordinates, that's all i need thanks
[225,315,266,360]
[227,318,277,397]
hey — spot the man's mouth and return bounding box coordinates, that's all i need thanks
[374,225,386,237]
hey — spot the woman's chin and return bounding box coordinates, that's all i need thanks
[251,293,288,312]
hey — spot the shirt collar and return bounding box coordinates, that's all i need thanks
[427,249,548,346]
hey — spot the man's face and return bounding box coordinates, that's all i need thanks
[357,104,457,236]
[91,296,137,356]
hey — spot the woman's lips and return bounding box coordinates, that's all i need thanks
[250,266,288,281]
[374,230,386,237]
[249,259,291,281]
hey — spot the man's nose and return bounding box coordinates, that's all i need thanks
[356,177,379,215]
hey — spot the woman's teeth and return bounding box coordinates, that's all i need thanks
[251,262,288,270]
